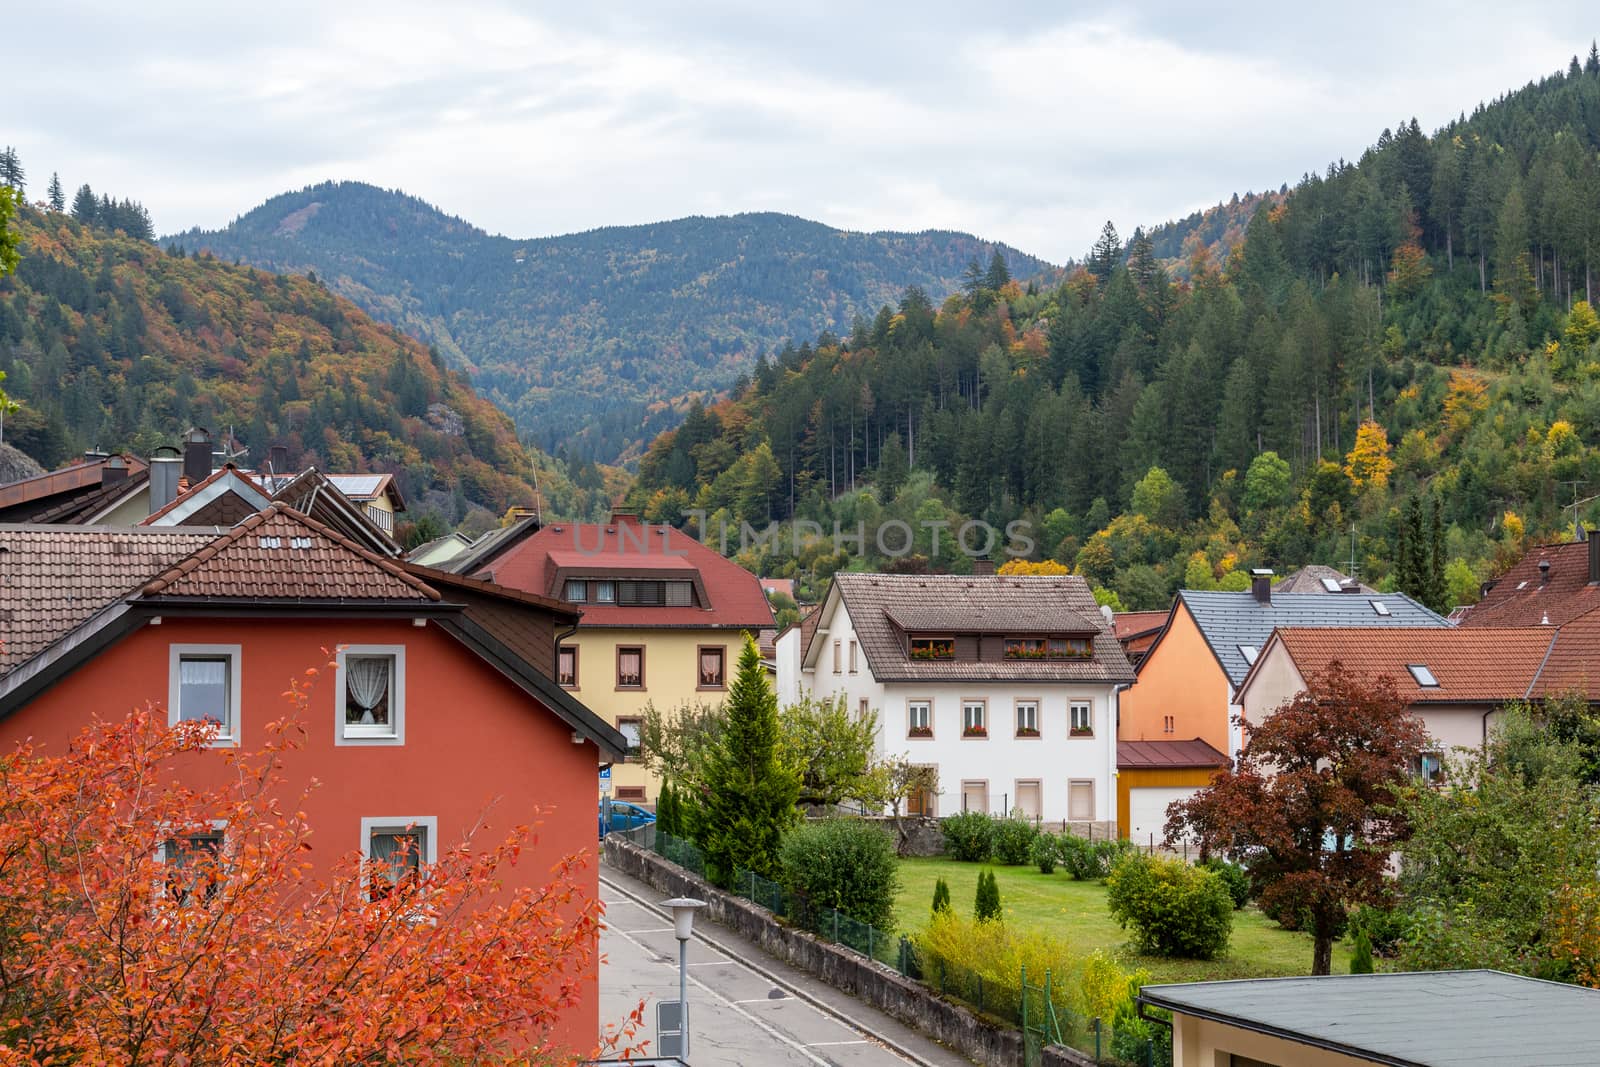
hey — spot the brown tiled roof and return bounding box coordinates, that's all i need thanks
[138,505,438,603]
[0,525,217,673]
[1269,626,1556,703]
[829,572,1135,683]
[0,455,147,513]
[1118,738,1229,769]
[1459,540,1600,629]
[1273,565,1375,595]
[1525,613,1600,698]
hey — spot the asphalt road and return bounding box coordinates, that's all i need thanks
[599,867,972,1067]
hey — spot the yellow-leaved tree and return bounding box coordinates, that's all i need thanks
[1344,420,1395,491]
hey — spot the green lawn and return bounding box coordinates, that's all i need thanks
[895,857,1351,984]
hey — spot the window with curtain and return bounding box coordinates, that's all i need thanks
[368,826,427,901]
[617,647,644,688]
[1070,702,1094,736]
[698,646,725,688]
[565,580,588,603]
[558,646,578,687]
[345,655,395,732]
[179,656,231,728]
[594,581,616,603]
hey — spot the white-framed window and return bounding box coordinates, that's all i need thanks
[594,580,616,604]
[1015,700,1039,737]
[617,716,643,759]
[907,699,932,738]
[336,645,406,745]
[962,700,987,737]
[849,640,859,673]
[159,821,227,907]
[833,639,842,674]
[168,644,242,746]
[361,816,437,902]
[1070,701,1094,737]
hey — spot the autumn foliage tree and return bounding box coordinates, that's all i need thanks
[1167,665,1426,975]
[0,694,637,1064]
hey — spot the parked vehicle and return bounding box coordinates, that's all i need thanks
[599,799,655,838]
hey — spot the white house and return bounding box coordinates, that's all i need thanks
[781,572,1135,833]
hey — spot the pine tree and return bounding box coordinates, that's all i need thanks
[983,250,1011,292]
[1426,495,1448,613]
[1088,221,1121,284]
[1350,928,1375,974]
[1587,41,1600,75]
[974,869,1002,922]
[697,635,799,885]
[931,877,951,917]
[71,183,97,223]
[0,147,23,192]
[655,780,679,837]
[46,172,64,213]
[1396,495,1427,602]
[875,432,908,500]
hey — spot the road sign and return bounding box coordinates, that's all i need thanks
[599,766,613,795]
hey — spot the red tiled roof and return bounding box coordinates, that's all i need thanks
[1460,540,1600,628]
[467,519,772,629]
[1114,610,1169,639]
[1271,626,1556,703]
[140,464,269,525]
[0,525,217,674]
[1118,738,1229,769]
[139,505,438,603]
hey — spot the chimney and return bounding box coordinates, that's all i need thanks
[972,557,995,575]
[149,453,181,514]
[268,444,290,475]
[1250,568,1274,605]
[1590,532,1600,585]
[610,508,642,527]
[99,455,128,487]
[1540,558,1551,586]
[183,428,212,485]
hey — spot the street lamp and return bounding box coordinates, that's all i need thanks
[662,897,706,1056]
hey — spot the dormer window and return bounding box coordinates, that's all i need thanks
[1048,636,1093,659]
[565,579,588,603]
[1006,638,1047,659]
[910,637,955,661]
[594,580,616,603]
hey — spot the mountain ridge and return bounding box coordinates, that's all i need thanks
[171,182,1059,462]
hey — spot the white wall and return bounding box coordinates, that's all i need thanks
[773,627,804,708]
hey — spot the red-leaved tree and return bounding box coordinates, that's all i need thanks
[1166,663,1426,975]
[0,672,640,1064]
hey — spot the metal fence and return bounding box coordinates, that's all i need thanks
[624,827,1170,1067]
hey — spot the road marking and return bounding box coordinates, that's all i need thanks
[809,1040,870,1047]
[616,926,675,934]
[687,960,736,967]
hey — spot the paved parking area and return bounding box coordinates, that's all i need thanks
[599,868,970,1067]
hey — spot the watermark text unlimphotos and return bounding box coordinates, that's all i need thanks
[560,512,1038,559]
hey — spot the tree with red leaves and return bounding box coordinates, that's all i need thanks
[0,678,640,1064]
[1166,663,1427,975]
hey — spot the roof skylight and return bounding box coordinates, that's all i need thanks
[1320,577,1343,592]
[1371,601,1391,616]
[1408,664,1440,687]
[1239,644,1259,665]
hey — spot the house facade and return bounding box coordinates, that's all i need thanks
[0,504,624,1050]
[1118,575,1448,832]
[784,572,1134,831]
[429,509,774,805]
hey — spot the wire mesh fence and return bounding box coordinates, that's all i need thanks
[622,826,1170,1066]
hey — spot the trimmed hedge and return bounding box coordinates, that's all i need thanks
[778,818,899,931]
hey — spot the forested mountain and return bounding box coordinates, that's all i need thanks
[0,202,548,537]
[627,49,1600,612]
[172,183,1055,461]
[1141,189,1286,277]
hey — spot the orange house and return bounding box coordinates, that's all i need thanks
[0,504,626,1051]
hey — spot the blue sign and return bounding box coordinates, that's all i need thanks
[599,766,612,781]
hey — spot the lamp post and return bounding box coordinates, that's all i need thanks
[662,896,706,1056]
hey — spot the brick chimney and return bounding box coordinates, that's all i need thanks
[1540,558,1552,586]
[183,428,212,485]
[1590,531,1600,585]
[611,508,642,527]
[1250,568,1274,605]
[972,558,996,575]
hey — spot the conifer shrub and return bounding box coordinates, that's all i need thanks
[1350,928,1375,973]
[974,869,1003,923]
[778,818,898,931]
[941,811,995,862]
[1106,854,1233,959]
[932,877,952,917]
[991,814,1038,865]
[1032,833,1058,874]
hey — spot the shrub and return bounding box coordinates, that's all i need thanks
[942,811,995,862]
[974,869,1002,922]
[916,910,1073,1020]
[1031,834,1058,874]
[1349,928,1374,973]
[1106,854,1233,959]
[1348,903,1405,957]
[1059,833,1094,879]
[778,818,898,931]
[992,815,1039,865]
[1200,856,1250,909]
[932,877,952,917]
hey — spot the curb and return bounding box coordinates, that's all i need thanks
[601,865,950,1067]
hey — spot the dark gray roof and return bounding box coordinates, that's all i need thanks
[1140,970,1600,1066]
[831,572,1135,684]
[1177,590,1449,686]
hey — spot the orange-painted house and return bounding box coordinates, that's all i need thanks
[0,503,625,1050]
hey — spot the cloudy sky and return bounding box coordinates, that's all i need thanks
[8,2,1596,262]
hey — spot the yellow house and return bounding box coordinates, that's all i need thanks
[1140,970,1600,1066]
[430,510,773,804]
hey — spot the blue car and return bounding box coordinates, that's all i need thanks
[599,799,656,838]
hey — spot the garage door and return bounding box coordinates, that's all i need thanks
[1127,786,1201,847]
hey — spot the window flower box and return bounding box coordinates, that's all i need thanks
[911,645,955,661]
[908,725,933,739]
[962,726,988,739]
[1015,727,1041,739]
[1069,727,1094,738]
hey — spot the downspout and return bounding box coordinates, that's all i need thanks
[554,617,588,757]
[1110,681,1129,839]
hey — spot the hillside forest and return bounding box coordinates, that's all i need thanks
[627,49,1600,612]
[0,199,546,540]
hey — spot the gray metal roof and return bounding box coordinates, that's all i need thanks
[1177,590,1449,686]
[1140,970,1600,1066]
